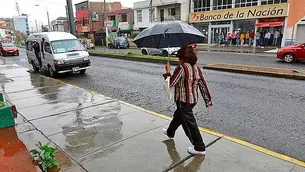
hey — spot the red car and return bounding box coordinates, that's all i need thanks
[0,42,19,56]
[277,42,305,63]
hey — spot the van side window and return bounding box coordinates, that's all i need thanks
[44,42,52,54]
[26,41,32,51]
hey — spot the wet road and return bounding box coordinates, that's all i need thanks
[96,47,305,70]
[2,50,305,161]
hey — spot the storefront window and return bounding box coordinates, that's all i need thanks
[213,0,232,10]
[235,0,258,8]
[193,23,209,43]
[233,19,256,32]
[193,0,210,12]
[261,0,287,5]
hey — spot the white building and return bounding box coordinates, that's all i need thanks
[51,17,68,32]
[13,15,29,34]
[133,0,190,31]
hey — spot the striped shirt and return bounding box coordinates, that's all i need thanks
[164,63,212,106]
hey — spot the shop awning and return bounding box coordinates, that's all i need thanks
[254,22,284,27]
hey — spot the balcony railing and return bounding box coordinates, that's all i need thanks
[154,15,181,22]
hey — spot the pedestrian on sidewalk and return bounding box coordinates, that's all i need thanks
[264,30,271,47]
[162,46,213,156]
[249,30,254,46]
[226,33,231,46]
[255,31,261,46]
[240,32,245,46]
[231,31,237,46]
[273,30,280,46]
[245,31,250,45]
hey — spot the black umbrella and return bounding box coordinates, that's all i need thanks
[133,21,205,49]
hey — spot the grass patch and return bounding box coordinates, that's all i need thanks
[88,49,178,61]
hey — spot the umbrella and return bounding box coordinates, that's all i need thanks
[133,21,205,49]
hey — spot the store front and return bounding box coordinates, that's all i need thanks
[189,3,289,46]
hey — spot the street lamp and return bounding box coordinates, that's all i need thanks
[35,4,51,31]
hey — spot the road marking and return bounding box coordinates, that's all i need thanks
[33,71,305,168]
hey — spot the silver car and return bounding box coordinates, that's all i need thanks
[141,47,180,57]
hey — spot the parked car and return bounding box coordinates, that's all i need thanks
[26,32,90,77]
[108,37,129,49]
[277,42,305,63]
[141,47,181,57]
[0,42,19,56]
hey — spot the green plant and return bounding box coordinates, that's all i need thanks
[0,102,4,108]
[30,141,59,172]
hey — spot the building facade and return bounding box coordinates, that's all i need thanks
[189,0,289,46]
[51,17,68,32]
[133,0,190,31]
[105,8,133,37]
[75,1,122,37]
[13,14,29,35]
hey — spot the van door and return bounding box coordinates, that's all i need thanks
[26,41,35,64]
[42,41,53,70]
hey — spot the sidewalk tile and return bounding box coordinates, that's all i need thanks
[79,127,218,172]
[31,102,137,136]
[18,130,51,150]
[4,82,63,94]
[291,165,305,172]
[18,93,111,120]
[171,138,295,172]
[7,85,76,100]
[0,68,31,78]
[15,122,35,133]
[48,110,169,160]
[11,88,87,109]
[15,113,28,125]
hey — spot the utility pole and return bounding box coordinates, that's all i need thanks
[150,0,153,23]
[35,19,38,32]
[104,0,108,47]
[15,0,20,16]
[66,0,76,35]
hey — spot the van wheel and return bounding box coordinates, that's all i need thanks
[80,69,86,74]
[48,65,56,77]
[31,61,39,73]
[162,50,169,57]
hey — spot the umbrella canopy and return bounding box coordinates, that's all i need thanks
[133,21,205,49]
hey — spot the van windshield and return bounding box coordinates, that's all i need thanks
[51,39,84,54]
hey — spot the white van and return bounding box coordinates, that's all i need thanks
[26,32,90,77]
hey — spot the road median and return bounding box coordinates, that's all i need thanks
[202,63,305,80]
[89,50,179,65]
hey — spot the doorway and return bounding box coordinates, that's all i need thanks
[160,9,164,22]
[211,27,230,44]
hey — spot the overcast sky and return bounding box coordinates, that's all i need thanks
[0,0,141,30]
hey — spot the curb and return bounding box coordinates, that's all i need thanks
[89,52,179,65]
[202,65,305,80]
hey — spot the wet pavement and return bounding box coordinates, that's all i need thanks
[1,62,305,171]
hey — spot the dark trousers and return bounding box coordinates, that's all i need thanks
[35,51,42,68]
[167,101,205,151]
[264,38,269,47]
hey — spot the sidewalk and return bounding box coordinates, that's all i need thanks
[1,64,305,172]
